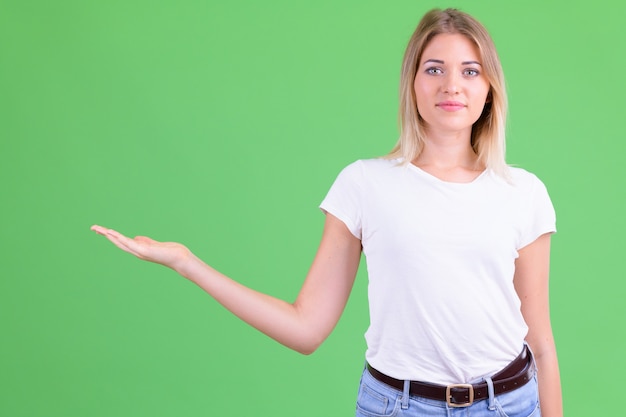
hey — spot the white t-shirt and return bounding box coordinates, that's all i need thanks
[320,158,556,384]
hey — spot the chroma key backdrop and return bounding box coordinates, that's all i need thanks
[1,1,624,416]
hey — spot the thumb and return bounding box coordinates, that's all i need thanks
[134,236,158,244]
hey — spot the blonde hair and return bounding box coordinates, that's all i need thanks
[387,8,509,177]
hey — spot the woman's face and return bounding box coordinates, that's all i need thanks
[414,33,490,137]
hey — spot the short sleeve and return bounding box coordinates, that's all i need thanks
[518,175,556,249]
[319,161,364,239]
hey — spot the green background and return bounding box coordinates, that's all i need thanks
[1,0,623,415]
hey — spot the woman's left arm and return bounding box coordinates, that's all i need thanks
[514,233,563,417]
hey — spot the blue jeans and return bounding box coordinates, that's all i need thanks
[355,365,541,417]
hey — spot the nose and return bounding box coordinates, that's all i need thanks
[442,73,460,95]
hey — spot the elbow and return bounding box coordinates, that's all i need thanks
[296,347,316,356]
[296,342,320,356]
[289,331,326,355]
[283,306,333,355]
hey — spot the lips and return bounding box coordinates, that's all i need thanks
[436,101,466,111]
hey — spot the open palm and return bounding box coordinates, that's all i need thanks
[91,225,190,270]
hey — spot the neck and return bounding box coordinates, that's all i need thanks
[414,133,482,171]
[411,129,485,183]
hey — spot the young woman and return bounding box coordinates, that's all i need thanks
[92,8,563,417]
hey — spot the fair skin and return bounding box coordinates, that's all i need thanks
[92,213,362,355]
[515,233,563,417]
[411,33,562,415]
[413,33,490,183]
[92,32,561,417]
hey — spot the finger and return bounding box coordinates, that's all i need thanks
[108,231,147,255]
[92,225,159,260]
[106,236,139,255]
[92,226,142,257]
[91,225,123,240]
[91,224,110,235]
[134,236,157,244]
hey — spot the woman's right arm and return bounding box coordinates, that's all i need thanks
[91,213,362,354]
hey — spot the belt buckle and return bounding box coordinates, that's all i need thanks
[446,384,474,407]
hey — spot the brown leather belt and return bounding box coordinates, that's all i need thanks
[365,345,534,407]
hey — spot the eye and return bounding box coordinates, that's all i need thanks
[425,67,443,75]
[463,68,480,77]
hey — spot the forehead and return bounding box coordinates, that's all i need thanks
[420,33,481,63]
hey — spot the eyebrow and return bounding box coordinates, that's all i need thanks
[423,59,482,66]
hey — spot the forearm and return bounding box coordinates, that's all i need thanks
[175,253,321,354]
[90,216,359,355]
[515,235,562,416]
[534,346,563,417]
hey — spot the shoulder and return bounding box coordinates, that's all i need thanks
[504,166,549,190]
[339,157,403,177]
[329,158,403,191]
[500,167,554,209]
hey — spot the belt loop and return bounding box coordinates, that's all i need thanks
[401,379,410,409]
[484,376,495,410]
[524,342,538,373]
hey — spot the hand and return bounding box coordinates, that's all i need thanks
[90,225,191,271]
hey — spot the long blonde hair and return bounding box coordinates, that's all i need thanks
[388,8,509,177]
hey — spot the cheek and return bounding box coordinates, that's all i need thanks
[478,82,491,103]
[413,78,432,96]
[413,80,432,113]
[469,86,490,111]
[414,94,429,117]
